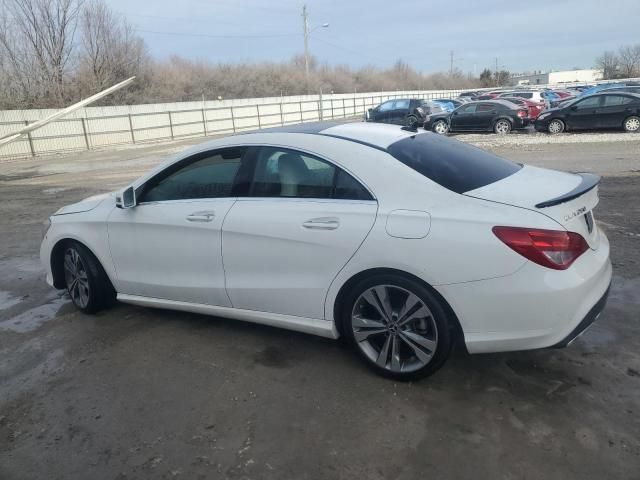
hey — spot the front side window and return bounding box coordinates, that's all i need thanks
[140,148,244,202]
[459,104,477,113]
[514,92,533,99]
[250,147,372,200]
[378,101,394,112]
[575,96,602,110]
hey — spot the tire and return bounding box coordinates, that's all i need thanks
[432,119,449,135]
[623,116,640,133]
[63,241,116,314]
[341,273,453,380]
[494,118,512,134]
[547,119,565,134]
[405,115,418,127]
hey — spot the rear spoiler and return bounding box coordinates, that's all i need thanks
[535,173,601,208]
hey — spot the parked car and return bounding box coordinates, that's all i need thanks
[458,91,480,98]
[499,90,547,104]
[535,92,640,134]
[500,97,545,119]
[578,82,639,96]
[432,98,464,111]
[40,121,611,379]
[425,100,529,134]
[365,98,432,126]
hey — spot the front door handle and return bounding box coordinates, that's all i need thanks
[186,211,215,222]
[302,217,340,230]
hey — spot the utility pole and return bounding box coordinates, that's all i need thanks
[303,4,310,92]
[495,57,499,86]
[449,50,454,76]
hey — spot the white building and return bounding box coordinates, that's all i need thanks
[510,69,603,86]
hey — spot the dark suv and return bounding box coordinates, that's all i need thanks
[365,98,436,126]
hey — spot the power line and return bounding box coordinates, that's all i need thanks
[134,28,300,39]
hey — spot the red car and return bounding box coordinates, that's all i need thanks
[500,97,545,119]
[552,90,574,99]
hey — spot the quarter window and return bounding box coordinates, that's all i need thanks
[139,148,244,202]
[250,147,372,200]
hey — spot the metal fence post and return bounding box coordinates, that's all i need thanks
[202,108,208,136]
[168,111,174,140]
[128,114,135,144]
[230,106,236,132]
[331,99,334,119]
[279,102,284,126]
[256,105,262,129]
[24,120,35,157]
[299,101,303,122]
[342,98,346,118]
[318,90,323,121]
[80,118,90,150]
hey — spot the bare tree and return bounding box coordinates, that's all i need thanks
[617,44,640,78]
[77,0,147,102]
[0,0,81,107]
[596,51,620,79]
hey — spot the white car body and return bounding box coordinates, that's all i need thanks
[41,122,611,356]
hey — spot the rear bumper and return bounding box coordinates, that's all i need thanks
[436,229,612,354]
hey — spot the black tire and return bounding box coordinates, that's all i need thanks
[547,119,565,134]
[623,115,640,133]
[405,115,418,127]
[493,118,512,134]
[63,241,116,314]
[340,273,453,380]
[432,119,449,135]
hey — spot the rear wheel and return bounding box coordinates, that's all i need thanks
[494,119,512,134]
[341,274,453,380]
[548,119,565,134]
[63,242,115,313]
[623,116,640,132]
[433,119,449,134]
[405,115,418,127]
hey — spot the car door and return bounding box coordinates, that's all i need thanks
[222,146,377,320]
[389,99,411,124]
[565,96,603,130]
[450,103,477,130]
[473,103,498,130]
[596,95,635,128]
[107,147,248,305]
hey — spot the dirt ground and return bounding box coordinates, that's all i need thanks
[1,131,639,480]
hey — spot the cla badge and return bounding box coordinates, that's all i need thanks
[564,206,587,222]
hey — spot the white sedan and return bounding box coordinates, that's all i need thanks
[40,122,612,379]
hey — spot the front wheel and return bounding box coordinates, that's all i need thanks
[63,242,115,313]
[405,115,418,127]
[623,116,640,133]
[432,119,449,134]
[494,119,512,134]
[341,274,453,380]
[548,119,565,134]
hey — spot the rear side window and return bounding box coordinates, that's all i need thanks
[387,133,522,194]
[477,103,495,112]
[394,99,410,109]
[603,95,633,106]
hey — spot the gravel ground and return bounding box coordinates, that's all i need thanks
[0,131,639,480]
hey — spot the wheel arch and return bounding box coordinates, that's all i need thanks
[50,237,115,291]
[331,267,467,351]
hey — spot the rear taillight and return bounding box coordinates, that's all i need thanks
[492,226,589,270]
[517,110,527,118]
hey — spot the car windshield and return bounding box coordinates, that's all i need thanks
[387,133,522,194]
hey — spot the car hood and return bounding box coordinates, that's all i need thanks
[54,192,114,215]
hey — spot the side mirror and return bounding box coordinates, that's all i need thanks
[116,186,136,209]
[453,111,459,115]
[570,105,578,111]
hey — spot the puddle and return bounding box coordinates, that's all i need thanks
[0,295,69,333]
[42,187,70,195]
[0,291,22,310]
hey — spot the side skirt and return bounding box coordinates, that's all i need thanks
[117,293,340,339]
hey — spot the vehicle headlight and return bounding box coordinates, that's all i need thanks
[42,217,51,240]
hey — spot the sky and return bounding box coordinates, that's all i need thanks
[107,0,640,74]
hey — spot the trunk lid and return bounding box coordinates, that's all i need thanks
[465,165,601,249]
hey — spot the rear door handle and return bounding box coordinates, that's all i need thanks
[302,217,340,230]
[186,211,215,222]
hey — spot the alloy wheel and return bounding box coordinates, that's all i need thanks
[625,117,640,132]
[351,285,438,374]
[434,121,448,134]
[64,247,90,309]
[495,120,511,134]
